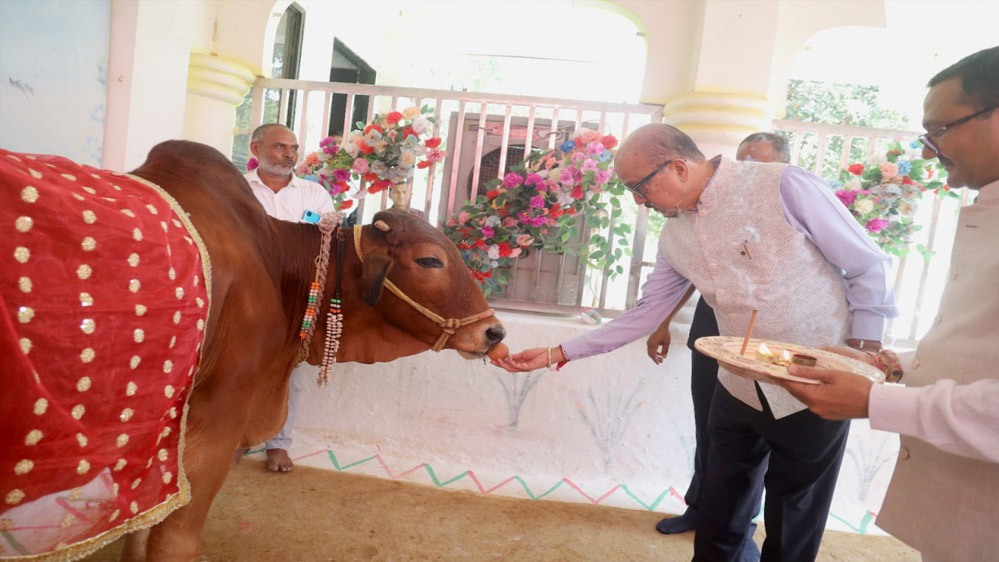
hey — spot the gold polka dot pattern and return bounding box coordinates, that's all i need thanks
[2,148,210,557]
[25,430,43,446]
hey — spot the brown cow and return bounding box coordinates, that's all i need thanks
[0,141,504,561]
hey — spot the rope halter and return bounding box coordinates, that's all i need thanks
[352,224,495,352]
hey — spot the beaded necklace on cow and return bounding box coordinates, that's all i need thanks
[352,223,496,353]
[298,212,344,387]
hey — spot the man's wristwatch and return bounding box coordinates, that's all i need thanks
[846,338,883,352]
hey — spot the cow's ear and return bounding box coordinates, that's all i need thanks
[362,250,393,307]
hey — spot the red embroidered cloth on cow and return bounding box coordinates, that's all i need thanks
[0,149,211,560]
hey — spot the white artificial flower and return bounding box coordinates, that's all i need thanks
[316,151,331,162]
[411,117,431,134]
[845,179,863,191]
[485,216,501,227]
[853,198,875,214]
[340,142,360,159]
[487,244,500,260]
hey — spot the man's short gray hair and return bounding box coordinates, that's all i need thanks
[250,123,293,144]
[738,132,791,163]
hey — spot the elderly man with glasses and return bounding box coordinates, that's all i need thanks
[779,46,999,562]
[497,119,896,561]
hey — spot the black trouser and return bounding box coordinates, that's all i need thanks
[693,383,850,562]
[684,297,764,518]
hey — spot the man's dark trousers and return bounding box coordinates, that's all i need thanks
[693,373,850,561]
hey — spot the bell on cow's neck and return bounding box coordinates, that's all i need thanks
[389,182,409,209]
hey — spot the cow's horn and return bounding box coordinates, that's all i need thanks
[373,220,391,232]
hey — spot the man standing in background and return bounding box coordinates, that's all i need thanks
[243,123,338,472]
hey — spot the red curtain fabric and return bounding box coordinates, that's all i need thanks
[1,149,209,558]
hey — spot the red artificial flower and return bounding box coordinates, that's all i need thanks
[337,199,354,210]
[485,190,500,200]
[498,242,512,258]
[367,179,392,194]
[600,135,618,149]
[364,123,384,135]
[385,111,403,124]
[358,141,375,155]
[459,241,475,249]
[363,172,379,182]
[425,137,442,149]
[848,164,865,175]
[417,161,433,169]
[901,176,914,185]
[549,204,564,218]
[571,185,584,199]
[474,239,487,249]
[401,126,416,139]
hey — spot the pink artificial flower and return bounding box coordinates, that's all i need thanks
[246,157,258,171]
[323,145,340,155]
[305,152,319,166]
[595,169,611,185]
[581,158,598,172]
[529,194,545,208]
[509,248,522,258]
[586,141,604,155]
[333,169,351,182]
[295,163,310,176]
[352,159,369,174]
[524,173,544,186]
[458,212,470,225]
[558,169,575,185]
[581,130,601,143]
[504,172,523,188]
[481,226,494,239]
[866,218,889,233]
[516,234,534,246]
[426,148,445,163]
[835,190,858,207]
[879,162,899,177]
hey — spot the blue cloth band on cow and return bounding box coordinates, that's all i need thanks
[351,224,495,352]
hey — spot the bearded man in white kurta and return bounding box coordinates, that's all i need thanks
[242,124,337,472]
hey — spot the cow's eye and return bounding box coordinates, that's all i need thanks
[415,257,444,269]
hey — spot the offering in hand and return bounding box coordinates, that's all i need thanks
[487,343,510,361]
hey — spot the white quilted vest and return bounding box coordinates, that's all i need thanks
[660,157,851,418]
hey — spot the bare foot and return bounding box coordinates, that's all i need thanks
[266,448,294,472]
[232,447,250,466]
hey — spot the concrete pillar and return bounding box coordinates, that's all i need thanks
[612,0,887,157]
[183,52,257,158]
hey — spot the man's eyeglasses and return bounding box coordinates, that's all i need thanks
[625,159,673,198]
[919,103,999,154]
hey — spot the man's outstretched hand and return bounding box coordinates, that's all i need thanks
[492,346,563,372]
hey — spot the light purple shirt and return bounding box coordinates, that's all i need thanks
[563,161,897,360]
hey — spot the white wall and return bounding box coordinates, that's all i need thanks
[286,311,899,534]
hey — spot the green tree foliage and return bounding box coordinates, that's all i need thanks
[782,80,912,178]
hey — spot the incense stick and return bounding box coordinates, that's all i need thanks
[740,310,758,356]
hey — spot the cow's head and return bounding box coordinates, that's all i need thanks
[351,209,505,361]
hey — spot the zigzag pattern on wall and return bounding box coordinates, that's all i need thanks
[246,447,880,534]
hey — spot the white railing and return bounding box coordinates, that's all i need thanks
[242,79,963,345]
[243,78,663,315]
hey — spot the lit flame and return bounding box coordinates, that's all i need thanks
[757,342,773,356]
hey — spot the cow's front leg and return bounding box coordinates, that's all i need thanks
[144,423,241,561]
[121,527,149,562]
